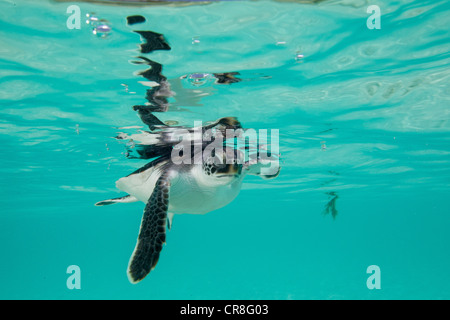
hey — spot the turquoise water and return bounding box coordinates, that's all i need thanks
[1,0,449,299]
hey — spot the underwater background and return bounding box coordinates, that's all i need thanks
[0,0,449,299]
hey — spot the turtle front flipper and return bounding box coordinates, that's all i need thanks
[127,172,170,284]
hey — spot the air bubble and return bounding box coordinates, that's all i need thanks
[192,36,200,45]
[86,13,99,26]
[86,13,111,38]
[185,73,214,87]
[93,21,112,38]
[295,51,304,62]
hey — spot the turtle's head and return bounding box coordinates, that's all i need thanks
[201,150,243,186]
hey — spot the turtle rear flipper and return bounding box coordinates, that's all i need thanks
[95,195,138,206]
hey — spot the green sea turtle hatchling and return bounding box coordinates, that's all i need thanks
[96,117,280,283]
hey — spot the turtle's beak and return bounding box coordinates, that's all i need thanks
[217,163,242,177]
